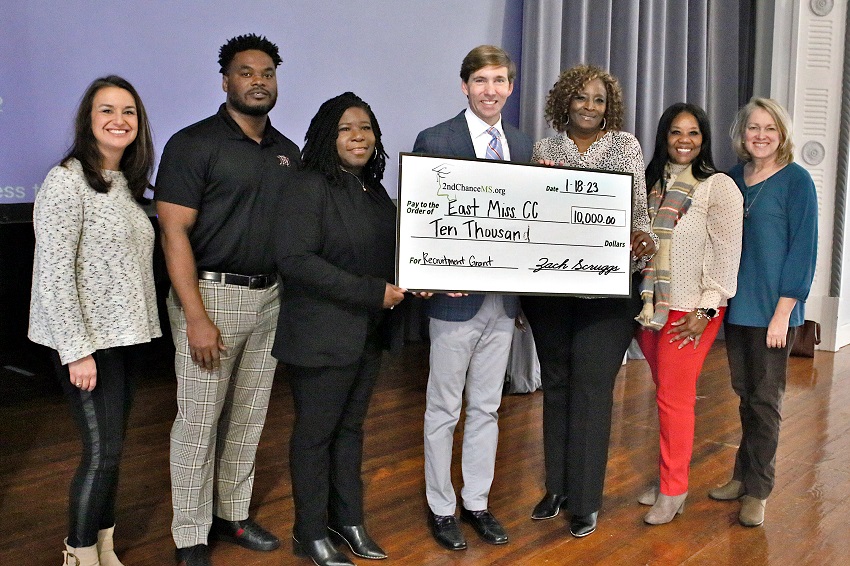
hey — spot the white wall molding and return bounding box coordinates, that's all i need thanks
[770,0,847,351]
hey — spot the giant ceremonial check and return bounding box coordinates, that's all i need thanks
[396,153,635,297]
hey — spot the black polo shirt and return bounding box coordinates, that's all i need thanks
[155,104,301,275]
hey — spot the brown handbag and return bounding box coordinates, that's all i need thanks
[790,320,821,357]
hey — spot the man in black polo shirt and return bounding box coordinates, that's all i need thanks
[156,33,300,566]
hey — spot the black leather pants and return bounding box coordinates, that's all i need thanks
[53,346,139,547]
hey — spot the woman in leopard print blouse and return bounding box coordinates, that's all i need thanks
[521,64,655,539]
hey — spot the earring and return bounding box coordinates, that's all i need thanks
[564,114,570,126]
[600,118,607,131]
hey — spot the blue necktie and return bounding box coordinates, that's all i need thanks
[485,126,503,160]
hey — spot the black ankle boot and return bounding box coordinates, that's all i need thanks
[329,525,387,559]
[292,536,354,566]
[531,492,568,520]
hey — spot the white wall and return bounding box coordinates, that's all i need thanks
[768,0,848,350]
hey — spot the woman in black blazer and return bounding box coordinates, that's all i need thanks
[272,92,405,566]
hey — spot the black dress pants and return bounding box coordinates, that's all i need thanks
[53,346,140,547]
[522,290,639,516]
[287,339,382,541]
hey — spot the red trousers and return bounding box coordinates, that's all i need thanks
[635,308,725,496]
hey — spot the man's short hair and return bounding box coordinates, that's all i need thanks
[460,45,516,83]
[218,33,282,74]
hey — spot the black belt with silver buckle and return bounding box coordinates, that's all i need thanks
[198,271,276,290]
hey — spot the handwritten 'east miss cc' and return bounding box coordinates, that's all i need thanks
[396,153,634,297]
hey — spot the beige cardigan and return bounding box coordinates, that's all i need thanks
[28,159,161,364]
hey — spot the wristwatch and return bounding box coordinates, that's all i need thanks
[695,307,718,320]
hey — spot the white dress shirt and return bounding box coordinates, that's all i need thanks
[464,109,511,160]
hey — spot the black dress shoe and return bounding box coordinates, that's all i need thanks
[175,544,211,566]
[531,492,568,520]
[427,510,467,550]
[293,536,354,566]
[210,515,280,551]
[459,507,509,545]
[569,511,598,538]
[328,525,387,559]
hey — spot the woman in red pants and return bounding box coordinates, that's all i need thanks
[634,103,743,524]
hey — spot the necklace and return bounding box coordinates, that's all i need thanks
[568,129,603,155]
[743,178,769,218]
[341,167,366,191]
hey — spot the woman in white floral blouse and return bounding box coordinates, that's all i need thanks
[521,64,656,538]
[29,75,160,566]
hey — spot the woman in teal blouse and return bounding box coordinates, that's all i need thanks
[710,98,817,527]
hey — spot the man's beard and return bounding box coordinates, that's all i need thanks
[228,92,277,117]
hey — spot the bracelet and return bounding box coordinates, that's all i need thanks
[695,307,718,320]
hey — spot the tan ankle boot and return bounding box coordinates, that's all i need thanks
[62,543,80,566]
[63,538,101,566]
[644,492,687,525]
[739,495,766,526]
[708,479,744,501]
[637,482,659,506]
[97,526,124,566]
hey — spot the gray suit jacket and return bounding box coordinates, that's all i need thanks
[412,110,533,322]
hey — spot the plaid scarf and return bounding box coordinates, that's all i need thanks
[636,163,700,329]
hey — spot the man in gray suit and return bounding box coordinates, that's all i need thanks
[412,45,533,551]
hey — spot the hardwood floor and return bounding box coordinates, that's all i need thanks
[1,338,849,565]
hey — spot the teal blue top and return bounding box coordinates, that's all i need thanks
[726,162,817,328]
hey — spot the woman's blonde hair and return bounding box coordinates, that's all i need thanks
[730,97,795,165]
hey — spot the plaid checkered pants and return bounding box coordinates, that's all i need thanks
[168,280,279,548]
